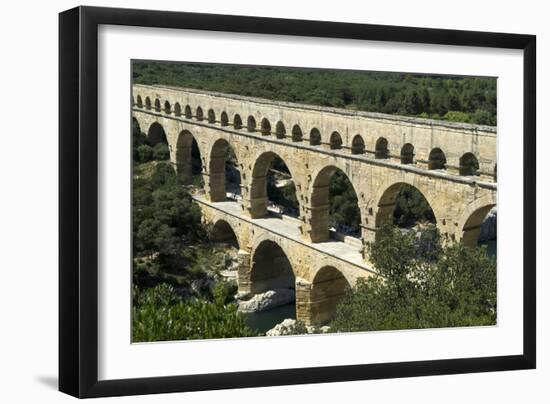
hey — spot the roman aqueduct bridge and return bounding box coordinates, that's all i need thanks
[132,84,497,326]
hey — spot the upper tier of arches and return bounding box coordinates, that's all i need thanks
[132,87,496,180]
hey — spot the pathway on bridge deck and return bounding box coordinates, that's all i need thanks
[193,194,375,273]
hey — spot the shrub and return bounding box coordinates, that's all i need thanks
[137,144,153,163]
[153,143,170,161]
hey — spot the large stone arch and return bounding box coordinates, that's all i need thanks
[249,239,296,295]
[308,165,362,243]
[306,265,351,325]
[207,137,242,202]
[210,218,240,249]
[147,121,168,146]
[248,151,300,219]
[373,180,438,229]
[456,195,497,247]
[173,129,203,184]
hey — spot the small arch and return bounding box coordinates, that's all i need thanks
[494,164,497,181]
[163,100,171,114]
[184,105,192,119]
[210,219,239,249]
[310,128,321,146]
[375,137,389,159]
[310,266,351,325]
[250,240,295,297]
[136,95,143,108]
[174,102,182,116]
[291,125,303,142]
[145,96,152,110]
[196,106,204,121]
[459,152,480,176]
[275,121,286,139]
[207,109,216,123]
[260,118,271,136]
[351,134,365,154]
[234,114,243,129]
[400,143,415,164]
[428,148,447,170]
[154,99,161,112]
[220,111,229,126]
[330,132,343,150]
[247,116,257,132]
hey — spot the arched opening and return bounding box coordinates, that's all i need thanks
[207,109,216,123]
[208,138,242,202]
[275,121,286,139]
[196,106,204,121]
[147,122,168,146]
[376,182,436,236]
[136,95,143,108]
[428,148,446,170]
[250,240,295,300]
[145,97,152,110]
[310,128,321,146]
[351,135,365,154]
[184,105,192,119]
[247,116,257,132]
[175,130,203,186]
[494,164,497,181]
[462,204,497,252]
[220,111,229,126]
[154,99,161,112]
[249,152,299,219]
[174,102,182,116]
[164,100,171,114]
[375,137,389,159]
[292,125,303,142]
[330,131,343,150]
[233,114,242,129]
[132,96,135,106]
[210,219,239,249]
[459,152,480,176]
[310,266,351,325]
[260,118,271,136]
[400,143,415,164]
[310,166,361,242]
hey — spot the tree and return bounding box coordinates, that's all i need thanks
[330,225,496,332]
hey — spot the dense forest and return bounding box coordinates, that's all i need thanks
[133,62,497,125]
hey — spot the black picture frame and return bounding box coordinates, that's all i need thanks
[59,5,536,398]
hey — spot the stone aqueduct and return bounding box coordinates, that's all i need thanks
[132,84,497,326]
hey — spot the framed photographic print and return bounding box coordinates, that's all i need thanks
[59,6,536,398]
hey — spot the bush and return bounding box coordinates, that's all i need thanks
[153,143,170,161]
[132,284,257,342]
[137,144,153,163]
[330,224,496,332]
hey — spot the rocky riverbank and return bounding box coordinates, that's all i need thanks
[237,288,295,313]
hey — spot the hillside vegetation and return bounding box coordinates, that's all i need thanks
[133,62,496,125]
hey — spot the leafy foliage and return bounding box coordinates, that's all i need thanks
[330,225,496,332]
[133,283,256,342]
[329,171,361,236]
[393,185,436,227]
[133,62,496,125]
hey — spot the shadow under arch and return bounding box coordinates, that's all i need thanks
[147,121,168,146]
[210,219,239,249]
[309,165,361,243]
[175,129,203,185]
[250,239,295,296]
[249,151,299,219]
[208,138,241,202]
[309,266,351,325]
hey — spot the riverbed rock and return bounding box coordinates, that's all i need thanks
[266,319,297,336]
[237,288,295,313]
